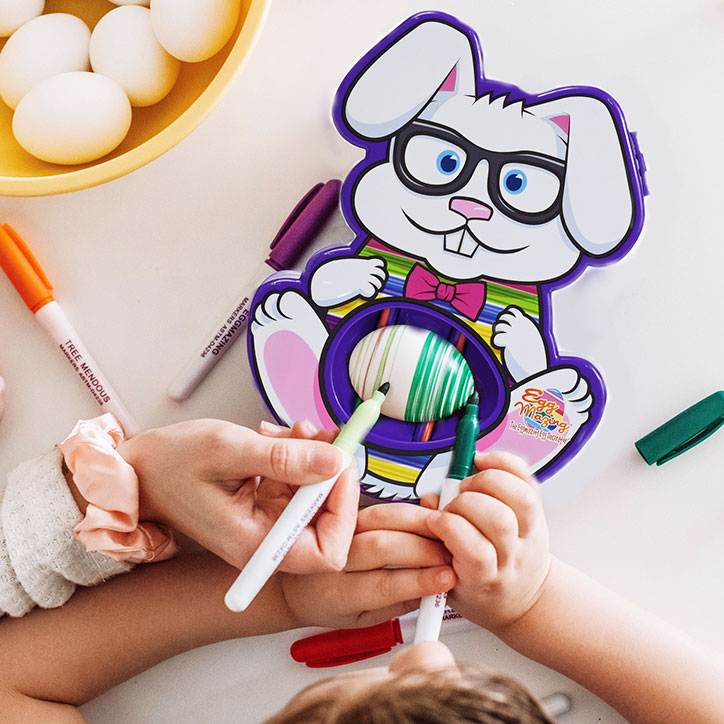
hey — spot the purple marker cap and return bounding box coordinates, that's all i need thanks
[267,179,342,271]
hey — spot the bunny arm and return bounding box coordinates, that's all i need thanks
[492,306,549,383]
[310,257,388,309]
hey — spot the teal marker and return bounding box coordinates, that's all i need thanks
[225,383,389,612]
[414,391,479,643]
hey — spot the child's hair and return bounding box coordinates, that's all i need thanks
[265,665,555,724]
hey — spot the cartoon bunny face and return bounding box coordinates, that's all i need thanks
[352,93,582,282]
[341,16,643,284]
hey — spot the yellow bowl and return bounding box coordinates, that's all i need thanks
[0,0,270,196]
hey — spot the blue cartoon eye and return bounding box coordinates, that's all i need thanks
[499,163,561,214]
[503,169,527,194]
[436,150,460,175]
[402,135,467,186]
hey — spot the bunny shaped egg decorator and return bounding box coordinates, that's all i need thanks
[248,12,647,501]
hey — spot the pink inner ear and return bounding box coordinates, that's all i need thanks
[550,114,570,135]
[439,65,457,92]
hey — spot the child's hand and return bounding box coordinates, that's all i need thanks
[280,503,455,629]
[424,451,552,634]
[116,418,359,574]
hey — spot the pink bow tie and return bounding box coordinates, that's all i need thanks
[404,264,486,321]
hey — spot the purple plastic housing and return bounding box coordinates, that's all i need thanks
[321,299,508,455]
[247,11,648,483]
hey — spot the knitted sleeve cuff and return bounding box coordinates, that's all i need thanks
[0,447,132,617]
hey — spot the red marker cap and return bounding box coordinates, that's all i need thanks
[290,619,403,668]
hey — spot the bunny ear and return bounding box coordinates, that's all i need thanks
[342,20,476,141]
[530,96,635,257]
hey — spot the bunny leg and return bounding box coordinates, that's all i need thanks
[250,290,334,429]
[476,366,593,474]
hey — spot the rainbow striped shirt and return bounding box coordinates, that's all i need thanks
[324,238,542,492]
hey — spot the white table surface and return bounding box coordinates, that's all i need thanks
[1,0,723,721]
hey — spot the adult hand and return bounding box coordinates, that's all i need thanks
[281,501,455,629]
[116,418,360,574]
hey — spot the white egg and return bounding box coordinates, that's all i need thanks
[90,6,179,107]
[13,71,131,165]
[0,0,44,37]
[349,326,475,422]
[0,13,90,109]
[151,0,240,63]
[109,0,149,5]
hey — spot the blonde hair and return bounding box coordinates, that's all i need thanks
[265,665,554,724]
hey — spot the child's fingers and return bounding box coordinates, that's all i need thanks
[356,502,439,537]
[419,494,440,510]
[460,468,541,538]
[426,510,498,579]
[473,451,536,487]
[355,599,425,629]
[345,530,450,571]
[443,492,518,567]
[340,565,455,621]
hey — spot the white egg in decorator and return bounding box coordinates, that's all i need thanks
[13,71,131,165]
[349,325,475,423]
[0,13,90,109]
[109,0,149,5]
[0,0,44,37]
[151,0,241,63]
[90,6,179,107]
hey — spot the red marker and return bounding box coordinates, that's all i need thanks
[291,609,476,668]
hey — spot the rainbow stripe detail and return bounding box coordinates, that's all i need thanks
[326,239,541,360]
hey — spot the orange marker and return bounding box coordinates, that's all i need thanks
[0,225,140,436]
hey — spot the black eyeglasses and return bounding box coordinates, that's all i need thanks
[392,120,566,226]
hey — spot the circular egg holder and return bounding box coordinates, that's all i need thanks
[320,299,509,454]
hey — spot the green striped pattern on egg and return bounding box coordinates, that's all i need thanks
[348,325,474,422]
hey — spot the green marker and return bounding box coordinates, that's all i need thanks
[225,383,389,612]
[448,391,480,481]
[414,391,479,643]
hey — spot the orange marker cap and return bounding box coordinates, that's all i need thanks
[0,224,54,313]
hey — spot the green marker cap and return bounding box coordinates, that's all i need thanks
[635,391,724,466]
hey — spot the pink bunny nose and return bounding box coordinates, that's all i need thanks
[449,197,493,221]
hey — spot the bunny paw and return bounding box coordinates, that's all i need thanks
[515,366,593,431]
[492,306,548,382]
[310,257,388,308]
